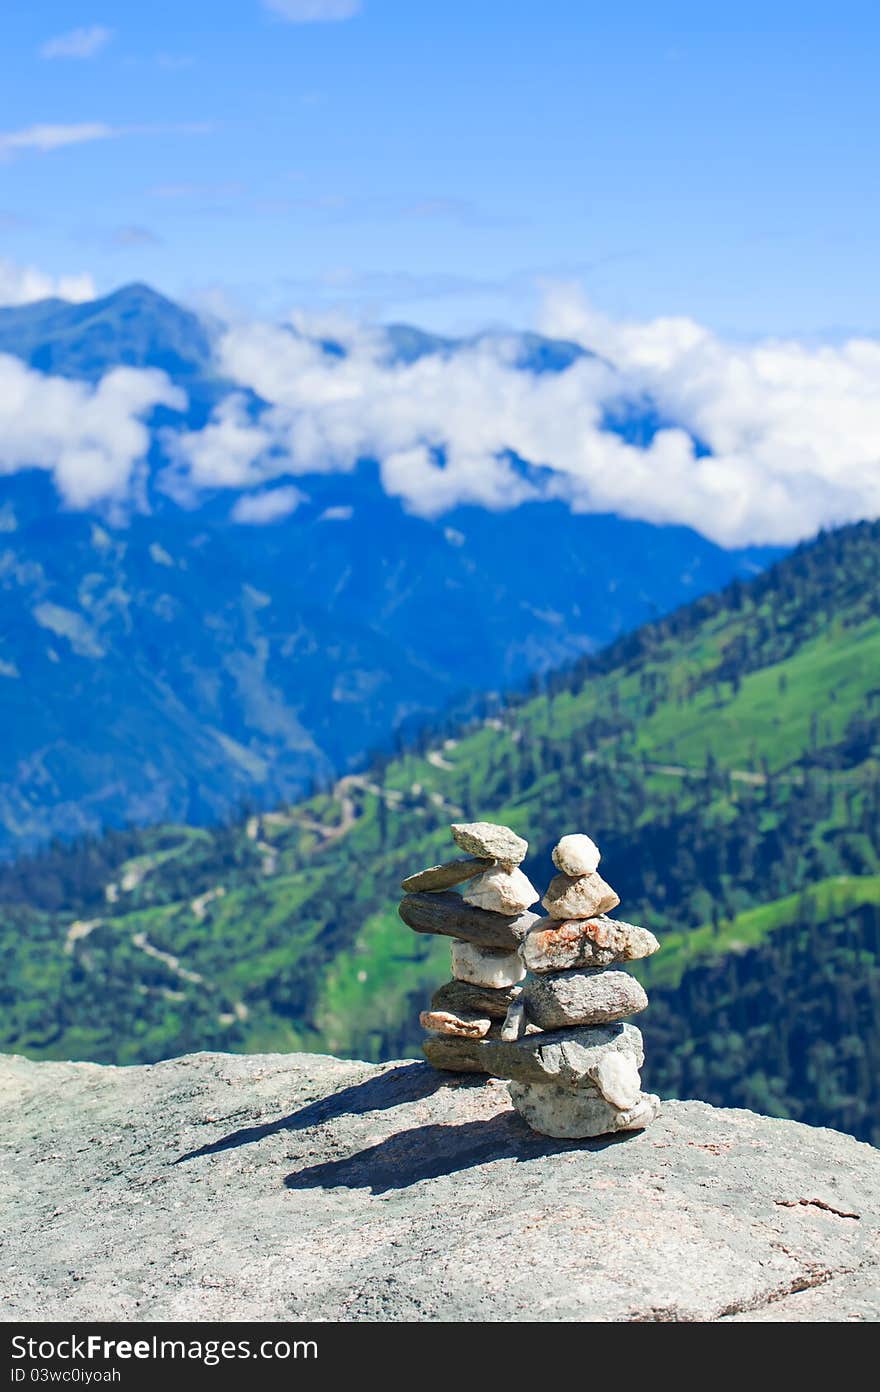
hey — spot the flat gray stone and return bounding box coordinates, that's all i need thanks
[399,891,538,949]
[401,856,492,893]
[523,967,648,1029]
[431,979,521,1021]
[3,1051,879,1322]
[450,821,528,867]
[422,1032,498,1073]
[508,1080,661,1139]
[522,915,660,972]
[481,1021,645,1086]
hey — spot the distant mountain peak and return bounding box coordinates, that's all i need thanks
[0,278,213,382]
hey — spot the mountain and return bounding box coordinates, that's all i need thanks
[1,520,877,1140]
[0,281,214,384]
[0,283,779,852]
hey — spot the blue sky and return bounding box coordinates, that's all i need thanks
[1,1,879,334]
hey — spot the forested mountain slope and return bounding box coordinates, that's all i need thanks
[1,520,877,1137]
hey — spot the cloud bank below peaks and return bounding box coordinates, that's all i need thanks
[168,293,880,547]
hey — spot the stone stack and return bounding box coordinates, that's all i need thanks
[398,821,541,1073]
[496,832,663,1138]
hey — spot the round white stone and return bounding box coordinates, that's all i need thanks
[450,940,526,988]
[552,834,601,876]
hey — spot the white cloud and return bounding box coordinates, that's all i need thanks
[169,393,275,492]
[166,294,880,547]
[538,286,880,544]
[40,25,113,60]
[0,258,96,306]
[231,485,306,524]
[0,123,116,159]
[263,1,361,22]
[0,122,211,162]
[0,355,184,508]
[3,276,878,548]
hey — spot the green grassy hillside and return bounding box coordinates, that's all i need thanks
[1,520,878,1138]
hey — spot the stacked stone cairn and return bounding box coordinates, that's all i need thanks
[398,821,542,1071]
[507,832,662,1138]
[399,822,663,1140]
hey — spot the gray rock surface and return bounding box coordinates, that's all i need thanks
[2,1050,879,1323]
[399,891,538,948]
[450,821,528,867]
[401,856,492,893]
[523,915,660,972]
[523,967,648,1028]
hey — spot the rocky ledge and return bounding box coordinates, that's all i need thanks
[2,1050,878,1322]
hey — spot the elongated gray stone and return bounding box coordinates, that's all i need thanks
[508,1080,661,1139]
[422,1027,502,1073]
[481,1021,644,1086]
[398,891,539,949]
[522,915,660,972]
[542,872,621,920]
[523,967,648,1029]
[430,979,521,1021]
[401,856,492,893]
[450,821,528,867]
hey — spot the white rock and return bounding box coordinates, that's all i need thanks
[552,834,601,876]
[462,866,539,914]
[450,940,526,988]
[590,1052,642,1110]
